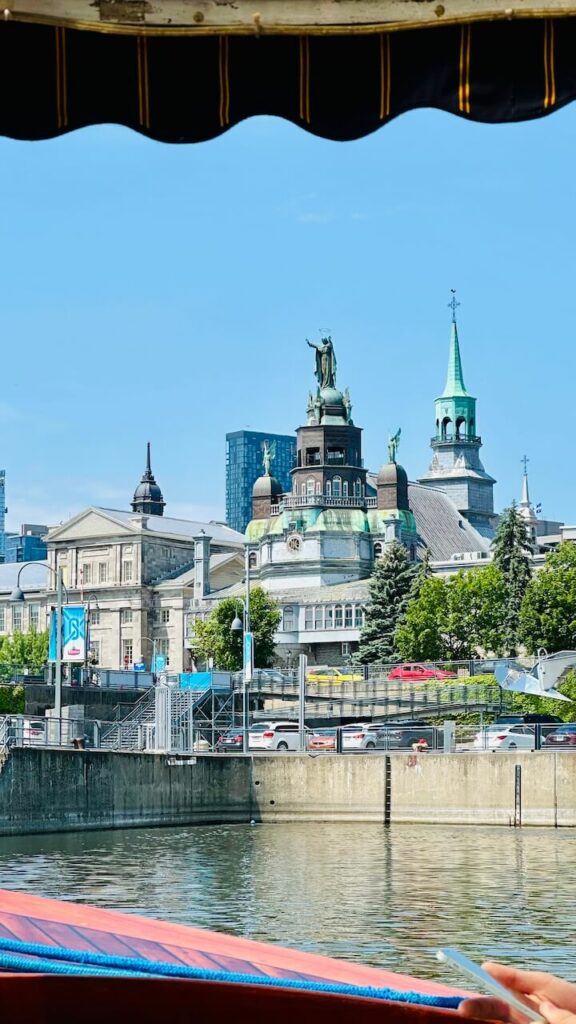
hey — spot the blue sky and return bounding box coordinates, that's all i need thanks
[0,104,574,531]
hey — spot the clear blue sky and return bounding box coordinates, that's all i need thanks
[0,104,574,531]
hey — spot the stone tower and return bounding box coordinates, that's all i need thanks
[418,305,496,538]
[131,442,166,517]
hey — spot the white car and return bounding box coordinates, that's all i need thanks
[473,724,535,751]
[248,721,309,751]
[341,723,382,750]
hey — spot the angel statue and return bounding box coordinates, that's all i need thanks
[262,439,276,476]
[306,336,337,390]
[388,428,401,464]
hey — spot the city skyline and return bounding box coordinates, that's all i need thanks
[1,107,575,529]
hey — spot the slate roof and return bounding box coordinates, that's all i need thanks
[407,483,490,561]
[94,509,244,547]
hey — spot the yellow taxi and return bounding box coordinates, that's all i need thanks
[306,666,364,684]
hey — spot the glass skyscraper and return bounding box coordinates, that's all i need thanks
[226,430,296,533]
[0,471,6,562]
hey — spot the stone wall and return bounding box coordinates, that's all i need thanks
[0,749,574,836]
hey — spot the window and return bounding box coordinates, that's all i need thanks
[355,606,364,628]
[304,606,313,630]
[332,476,342,497]
[89,639,100,664]
[326,480,332,497]
[89,609,100,625]
[121,608,133,625]
[301,483,306,496]
[315,480,322,495]
[122,638,133,668]
[13,606,22,631]
[161,609,170,624]
[82,563,92,585]
[342,642,351,656]
[355,478,361,496]
[343,481,349,497]
[29,604,40,630]
[161,546,170,558]
[283,606,295,631]
[345,605,353,628]
[98,562,108,583]
[248,552,257,569]
[325,606,334,629]
[334,605,343,628]
[157,639,170,665]
[314,606,324,630]
[0,608,5,631]
[374,542,383,558]
[122,560,133,583]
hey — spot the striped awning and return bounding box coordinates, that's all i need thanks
[0,13,574,141]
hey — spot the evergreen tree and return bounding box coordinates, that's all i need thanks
[358,541,415,665]
[492,502,533,654]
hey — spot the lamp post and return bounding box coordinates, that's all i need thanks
[142,635,158,677]
[230,547,252,753]
[10,561,67,730]
[84,594,99,684]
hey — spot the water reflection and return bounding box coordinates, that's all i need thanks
[0,823,574,981]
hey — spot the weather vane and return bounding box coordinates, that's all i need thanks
[448,290,460,322]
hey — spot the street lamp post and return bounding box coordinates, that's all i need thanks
[141,635,158,677]
[10,561,67,731]
[231,547,252,753]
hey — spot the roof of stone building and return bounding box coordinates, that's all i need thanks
[94,509,244,547]
[155,551,244,589]
[0,561,48,593]
[407,483,490,560]
[206,577,371,605]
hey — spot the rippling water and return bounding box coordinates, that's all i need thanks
[0,823,575,982]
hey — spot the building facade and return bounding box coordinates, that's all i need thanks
[226,430,296,533]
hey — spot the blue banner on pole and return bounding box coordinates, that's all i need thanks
[243,632,254,682]
[48,606,87,663]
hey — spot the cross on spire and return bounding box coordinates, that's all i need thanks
[521,454,530,474]
[448,289,460,323]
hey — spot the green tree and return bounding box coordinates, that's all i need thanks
[192,586,281,670]
[520,542,576,654]
[492,502,533,653]
[396,565,507,661]
[0,629,48,679]
[358,541,415,664]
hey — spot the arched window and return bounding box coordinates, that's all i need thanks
[248,552,257,569]
[334,605,343,628]
[293,481,298,494]
[455,416,466,439]
[354,606,364,628]
[326,480,332,497]
[344,605,353,628]
[343,481,349,497]
[355,478,361,496]
[307,478,315,496]
[441,416,452,440]
[374,542,383,558]
[283,606,295,631]
[316,480,322,495]
[301,482,306,496]
[333,476,342,497]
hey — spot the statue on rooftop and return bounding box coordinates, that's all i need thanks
[262,440,276,476]
[306,336,337,390]
[388,427,401,464]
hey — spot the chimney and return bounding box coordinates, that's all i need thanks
[193,533,212,597]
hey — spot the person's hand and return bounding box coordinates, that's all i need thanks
[457,962,576,1024]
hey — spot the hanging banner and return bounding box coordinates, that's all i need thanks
[48,606,87,663]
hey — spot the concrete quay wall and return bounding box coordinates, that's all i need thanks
[0,749,574,835]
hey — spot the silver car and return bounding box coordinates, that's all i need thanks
[249,721,309,751]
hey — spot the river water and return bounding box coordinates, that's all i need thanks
[0,823,575,983]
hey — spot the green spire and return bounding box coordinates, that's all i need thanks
[442,317,469,398]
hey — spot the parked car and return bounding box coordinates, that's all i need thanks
[543,723,576,747]
[373,722,442,750]
[387,663,457,681]
[495,713,562,725]
[308,728,337,751]
[251,669,286,684]
[306,667,364,684]
[10,718,47,745]
[215,728,247,752]
[473,724,535,751]
[248,721,309,751]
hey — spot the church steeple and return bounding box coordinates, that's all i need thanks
[131,442,166,517]
[418,296,496,539]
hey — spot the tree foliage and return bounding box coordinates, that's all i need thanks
[192,587,281,671]
[0,630,48,679]
[358,541,415,664]
[520,542,576,654]
[395,565,507,661]
[492,503,533,653]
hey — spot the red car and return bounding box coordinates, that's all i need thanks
[387,663,457,681]
[543,723,576,747]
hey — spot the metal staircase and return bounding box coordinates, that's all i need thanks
[99,689,157,751]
